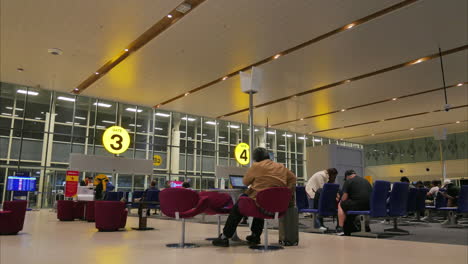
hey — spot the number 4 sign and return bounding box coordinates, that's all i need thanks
[235,143,250,165]
[102,126,131,154]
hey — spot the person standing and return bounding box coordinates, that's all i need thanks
[212,147,296,247]
[305,168,338,229]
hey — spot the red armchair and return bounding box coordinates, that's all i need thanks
[57,200,75,221]
[95,201,127,231]
[238,187,292,251]
[199,191,233,240]
[160,188,209,248]
[0,200,28,235]
[85,201,95,222]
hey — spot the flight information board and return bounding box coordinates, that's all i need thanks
[7,176,36,192]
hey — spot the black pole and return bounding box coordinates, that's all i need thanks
[438,47,448,105]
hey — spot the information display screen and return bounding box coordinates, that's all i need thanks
[169,181,183,188]
[7,176,36,192]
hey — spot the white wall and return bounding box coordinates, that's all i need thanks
[365,159,468,182]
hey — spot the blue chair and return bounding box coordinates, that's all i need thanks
[410,188,428,222]
[295,186,309,211]
[424,191,447,223]
[131,191,145,207]
[105,192,120,201]
[439,185,468,227]
[406,188,418,215]
[145,190,161,213]
[348,180,391,237]
[300,183,339,233]
[384,182,410,234]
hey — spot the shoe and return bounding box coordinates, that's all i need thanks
[246,235,260,245]
[212,235,229,247]
[318,226,328,231]
[365,225,371,232]
[421,216,428,221]
[335,226,345,236]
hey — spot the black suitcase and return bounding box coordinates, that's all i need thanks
[278,206,299,246]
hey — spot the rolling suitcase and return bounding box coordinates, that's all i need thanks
[278,206,299,246]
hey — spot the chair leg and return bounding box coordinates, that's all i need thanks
[441,211,462,228]
[423,209,440,223]
[304,213,326,233]
[206,215,222,241]
[249,215,283,251]
[384,218,410,235]
[166,213,199,248]
[351,215,378,238]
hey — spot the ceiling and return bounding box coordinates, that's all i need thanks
[1,0,467,144]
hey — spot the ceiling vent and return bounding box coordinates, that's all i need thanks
[176,3,192,14]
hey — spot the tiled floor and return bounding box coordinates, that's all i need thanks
[1,210,467,264]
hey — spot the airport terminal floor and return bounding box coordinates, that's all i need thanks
[2,210,467,264]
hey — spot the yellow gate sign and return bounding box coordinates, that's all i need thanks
[235,143,250,165]
[102,126,130,154]
[153,155,162,166]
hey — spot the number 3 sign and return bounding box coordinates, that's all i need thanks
[235,143,250,165]
[102,126,131,154]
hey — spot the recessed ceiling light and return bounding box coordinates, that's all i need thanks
[222,76,228,81]
[371,134,375,136]
[167,14,173,18]
[124,49,129,52]
[340,138,344,140]
[457,83,463,87]
[392,98,398,101]
[184,92,190,96]
[345,79,351,83]
[48,48,63,56]
[410,128,414,131]
[95,72,99,75]
[341,109,346,112]
[345,23,355,29]
[300,118,304,121]
[273,54,281,59]
[456,121,460,124]
[411,58,424,65]
[156,104,161,108]
[17,89,39,96]
[74,88,79,91]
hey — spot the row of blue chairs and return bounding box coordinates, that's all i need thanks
[296,182,468,237]
[105,190,160,211]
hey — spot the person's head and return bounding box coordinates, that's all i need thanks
[443,179,452,187]
[182,182,190,188]
[252,147,270,162]
[326,168,338,183]
[416,181,424,188]
[344,170,357,180]
[150,180,157,187]
[400,176,410,183]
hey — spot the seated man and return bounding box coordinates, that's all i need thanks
[138,180,159,216]
[336,170,372,236]
[212,147,296,247]
[305,168,338,229]
[441,179,460,207]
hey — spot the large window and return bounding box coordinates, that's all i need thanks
[0,82,362,207]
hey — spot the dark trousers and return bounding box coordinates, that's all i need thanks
[222,202,264,238]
